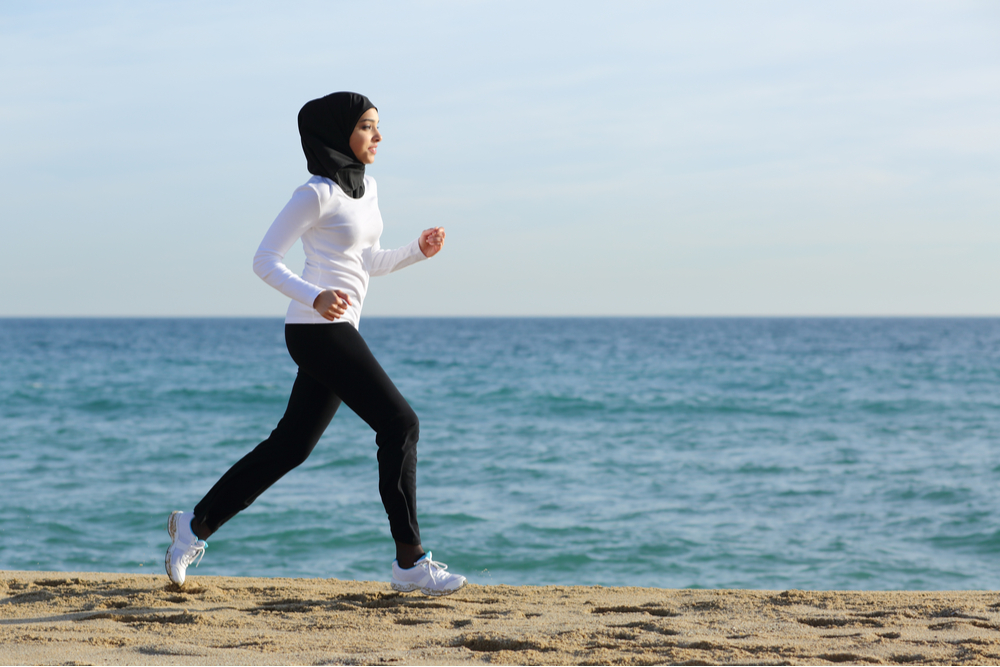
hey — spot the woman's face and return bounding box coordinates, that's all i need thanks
[349,109,381,164]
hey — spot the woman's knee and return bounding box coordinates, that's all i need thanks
[256,421,321,470]
[281,443,316,470]
[377,408,419,449]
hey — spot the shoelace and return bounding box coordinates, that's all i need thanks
[421,557,449,581]
[181,542,207,569]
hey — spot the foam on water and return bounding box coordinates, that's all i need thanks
[1,317,999,589]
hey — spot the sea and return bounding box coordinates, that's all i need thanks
[2,317,1000,591]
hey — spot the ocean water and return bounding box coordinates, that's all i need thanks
[2,317,1000,591]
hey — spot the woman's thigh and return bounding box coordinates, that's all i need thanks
[284,323,415,432]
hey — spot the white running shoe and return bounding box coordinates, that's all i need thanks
[390,552,467,597]
[164,511,206,586]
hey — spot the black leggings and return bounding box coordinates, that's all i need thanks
[193,323,421,545]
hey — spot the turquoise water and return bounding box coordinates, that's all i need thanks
[2,317,1000,590]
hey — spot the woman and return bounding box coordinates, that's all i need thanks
[165,92,467,597]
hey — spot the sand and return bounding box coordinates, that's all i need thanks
[3,571,1000,665]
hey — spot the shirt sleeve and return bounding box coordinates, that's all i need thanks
[364,237,428,277]
[252,185,326,308]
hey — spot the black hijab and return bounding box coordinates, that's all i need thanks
[298,92,377,199]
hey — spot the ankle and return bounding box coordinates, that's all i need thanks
[190,516,211,541]
[395,544,425,569]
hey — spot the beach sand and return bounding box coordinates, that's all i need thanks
[3,571,1000,665]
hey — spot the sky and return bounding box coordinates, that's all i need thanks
[1,0,998,317]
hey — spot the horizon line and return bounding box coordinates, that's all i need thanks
[2,314,999,320]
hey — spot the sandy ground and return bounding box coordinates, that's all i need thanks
[3,571,1000,665]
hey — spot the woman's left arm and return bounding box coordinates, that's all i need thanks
[366,227,446,277]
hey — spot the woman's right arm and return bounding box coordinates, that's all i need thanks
[252,186,326,309]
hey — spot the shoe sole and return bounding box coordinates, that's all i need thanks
[167,511,181,541]
[165,511,183,585]
[390,582,418,593]
[391,579,466,597]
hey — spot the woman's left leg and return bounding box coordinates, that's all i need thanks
[284,323,422,549]
[285,325,467,594]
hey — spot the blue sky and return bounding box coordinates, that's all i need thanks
[2,1,997,316]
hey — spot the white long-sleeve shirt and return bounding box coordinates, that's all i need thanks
[253,175,426,328]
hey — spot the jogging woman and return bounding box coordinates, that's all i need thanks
[165,92,467,597]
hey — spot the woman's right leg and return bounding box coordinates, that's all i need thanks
[192,369,341,537]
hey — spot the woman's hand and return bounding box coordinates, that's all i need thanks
[419,227,446,258]
[313,289,352,321]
